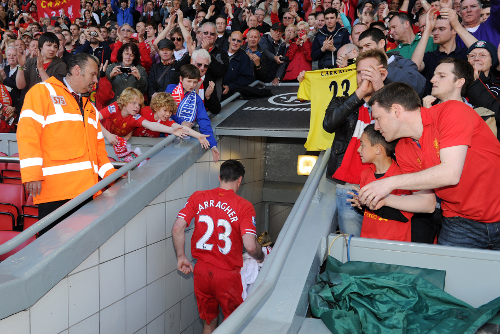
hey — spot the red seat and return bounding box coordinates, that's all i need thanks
[23,195,38,216]
[21,215,38,231]
[6,153,20,171]
[0,184,25,216]
[0,231,36,261]
[0,212,15,230]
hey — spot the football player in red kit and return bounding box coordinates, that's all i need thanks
[172,160,264,333]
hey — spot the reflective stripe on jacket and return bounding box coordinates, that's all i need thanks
[17,77,116,205]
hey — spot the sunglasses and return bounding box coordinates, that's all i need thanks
[195,62,209,69]
[203,31,216,36]
[231,38,242,43]
[172,37,183,41]
[283,16,293,19]
[121,29,132,32]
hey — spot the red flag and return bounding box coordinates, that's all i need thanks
[36,0,80,22]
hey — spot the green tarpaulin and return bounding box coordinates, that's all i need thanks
[309,256,500,334]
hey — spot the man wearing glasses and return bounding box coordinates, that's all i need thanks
[190,49,222,114]
[255,8,271,33]
[200,22,229,101]
[222,32,254,98]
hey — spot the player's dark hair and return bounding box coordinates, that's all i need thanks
[389,12,411,25]
[368,82,422,112]
[67,53,99,74]
[38,32,60,50]
[356,49,388,69]
[180,64,201,80]
[363,124,396,157]
[437,57,474,96]
[220,160,246,182]
[324,7,338,17]
[359,27,386,44]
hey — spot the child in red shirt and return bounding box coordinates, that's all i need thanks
[132,92,177,138]
[100,88,209,149]
[350,124,413,242]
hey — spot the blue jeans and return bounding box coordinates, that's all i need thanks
[335,187,363,237]
[438,216,500,250]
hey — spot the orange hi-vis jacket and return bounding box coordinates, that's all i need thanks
[17,77,117,205]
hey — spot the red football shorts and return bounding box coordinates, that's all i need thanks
[193,259,243,324]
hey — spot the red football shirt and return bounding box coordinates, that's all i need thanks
[132,106,175,137]
[360,162,412,242]
[177,188,257,271]
[99,102,146,137]
[396,100,500,223]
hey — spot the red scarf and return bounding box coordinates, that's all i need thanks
[332,104,372,185]
[171,82,185,107]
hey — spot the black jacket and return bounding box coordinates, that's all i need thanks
[3,67,22,113]
[323,92,365,182]
[215,31,231,52]
[147,53,191,101]
[259,34,287,82]
[139,10,162,25]
[205,44,229,101]
[466,68,500,140]
[74,41,112,65]
[311,24,350,69]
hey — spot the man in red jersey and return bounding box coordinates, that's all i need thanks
[358,82,500,250]
[172,160,264,333]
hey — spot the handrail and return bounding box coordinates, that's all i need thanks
[0,84,255,257]
[213,148,330,334]
[0,156,127,168]
[0,135,176,256]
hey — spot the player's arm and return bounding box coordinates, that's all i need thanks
[359,145,467,207]
[172,217,194,274]
[243,234,264,263]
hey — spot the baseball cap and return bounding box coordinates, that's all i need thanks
[22,32,33,38]
[467,40,499,68]
[8,21,14,25]
[130,32,139,40]
[271,22,285,31]
[157,38,175,50]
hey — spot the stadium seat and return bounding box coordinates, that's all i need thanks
[0,212,15,231]
[0,184,25,217]
[23,195,38,217]
[20,215,38,231]
[6,153,19,171]
[0,231,36,261]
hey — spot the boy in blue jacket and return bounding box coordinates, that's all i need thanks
[167,64,220,162]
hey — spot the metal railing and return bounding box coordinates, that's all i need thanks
[0,156,127,168]
[0,83,262,257]
[213,148,330,334]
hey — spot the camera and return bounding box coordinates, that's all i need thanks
[280,56,289,62]
[120,67,132,74]
[90,31,98,37]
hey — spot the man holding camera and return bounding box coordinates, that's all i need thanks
[259,22,287,84]
[74,26,112,64]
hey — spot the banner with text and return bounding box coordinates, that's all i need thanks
[37,0,79,22]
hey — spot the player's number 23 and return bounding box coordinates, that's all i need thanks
[196,215,232,255]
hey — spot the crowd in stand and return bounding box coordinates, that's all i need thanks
[0,0,499,247]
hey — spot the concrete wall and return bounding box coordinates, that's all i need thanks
[0,136,266,334]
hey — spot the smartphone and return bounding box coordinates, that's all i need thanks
[120,67,132,73]
[280,56,289,61]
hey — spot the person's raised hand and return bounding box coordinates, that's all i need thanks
[17,48,26,66]
[0,68,6,80]
[198,134,210,149]
[425,6,439,32]
[439,7,459,27]
[36,49,44,70]
[173,127,189,138]
[336,54,348,68]
[130,66,141,80]
[440,0,452,9]
[110,65,122,78]
[211,146,220,163]
[222,84,229,95]
[205,81,215,99]
[361,63,385,91]
[422,95,437,108]
[176,8,184,20]
[201,39,211,50]
[100,59,109,74]
[356,78,373,99]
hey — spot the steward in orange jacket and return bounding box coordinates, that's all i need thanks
[17,55,116,207]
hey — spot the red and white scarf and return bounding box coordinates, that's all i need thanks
[171,82,185,107]
[332,104,373,185]
[197,76,205,101]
